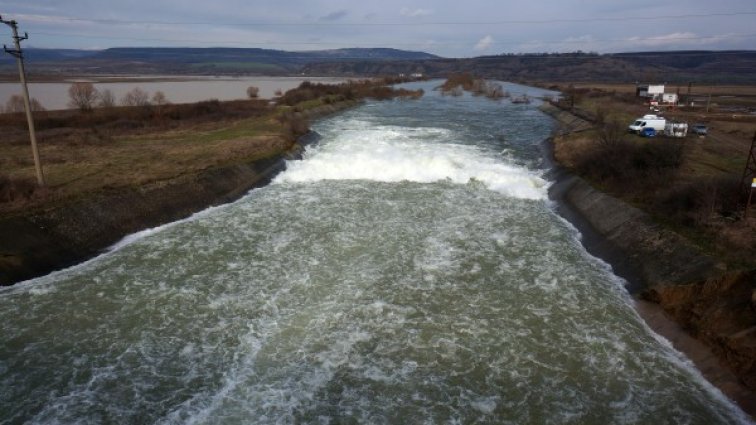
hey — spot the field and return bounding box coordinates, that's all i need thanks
[545,82,756,268]
[0,100,289,213]
[0,78,423,217]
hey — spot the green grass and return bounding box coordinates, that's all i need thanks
[188,118,282,144]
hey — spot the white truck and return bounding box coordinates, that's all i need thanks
[664,122,688,138]
[628,114,666,134]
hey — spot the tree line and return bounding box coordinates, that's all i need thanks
[67,82,168,111]
[2,83,268,114]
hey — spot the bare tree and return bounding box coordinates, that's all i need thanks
[68,82,99,111]
[98,89,116,108]
[5,95,44,113]
[246,86,260,98]
[151,91,168,106]
[597,119,627,146]
[5,95,25,113]
[30,98,45,112]
[151,91,169,117]
[121,87,150,107]
[564,84,584,110]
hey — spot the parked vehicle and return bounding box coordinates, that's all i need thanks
[692,124,708,135]
[628,114,666,134]
[664,122,688,138]
[640,127,656,137]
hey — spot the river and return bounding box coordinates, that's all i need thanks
[0,81,750,424]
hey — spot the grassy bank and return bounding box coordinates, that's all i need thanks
[0,78,423,217]
[543,83,755,270]
[542,87,756,403]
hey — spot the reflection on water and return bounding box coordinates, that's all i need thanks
[0,76,345,110]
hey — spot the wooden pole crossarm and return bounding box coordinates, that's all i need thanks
[0,16,45,186]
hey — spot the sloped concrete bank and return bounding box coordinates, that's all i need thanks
[551,172,756,414]
[542,103,756,415]
[0,156,286,286]
[0,101,357,286]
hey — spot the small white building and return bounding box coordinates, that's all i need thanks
[661,93,678,105]
[637,84,665,98]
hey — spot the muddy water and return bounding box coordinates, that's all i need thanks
[0,76,344,110]
[0,81,750,424]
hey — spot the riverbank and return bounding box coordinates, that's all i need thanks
[1,78,425,285]
[0,74,432,285]
[0,100,358,285]
[542,102,756,416]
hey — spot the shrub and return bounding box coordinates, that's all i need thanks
[98,89,116,108]
[277,111,310,141]
[68,82,99,112]
[121,87,150,107]
[151,91,169,106]
[440,73,476,92]
[654,176,743,227]
[0,174,38,203]
[573,138,684,194]
[4,95,45,113]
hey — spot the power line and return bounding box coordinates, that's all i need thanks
[14,11,756,27]
[28,30,756,52]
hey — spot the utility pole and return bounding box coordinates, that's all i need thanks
[687,81,692,106]
[740,131,756,217]
[1,15,44,186]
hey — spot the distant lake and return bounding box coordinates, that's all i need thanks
[0,76,346,111]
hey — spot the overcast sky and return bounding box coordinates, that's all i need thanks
[2,1,755,56]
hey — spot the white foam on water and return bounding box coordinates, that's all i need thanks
[275,123,548,200]
[2,88,752,424]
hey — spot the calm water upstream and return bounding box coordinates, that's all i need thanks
[0,81,750,424]
[0,76,345,110]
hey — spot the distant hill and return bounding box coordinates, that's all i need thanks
[302,50,756,84]
[0,47,439,76]
[2,48,754,83]
[10,48,99,62]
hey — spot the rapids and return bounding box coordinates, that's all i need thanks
[0,81,750,424]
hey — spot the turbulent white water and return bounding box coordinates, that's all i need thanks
[276,122,547,200]
[0,81,751,424]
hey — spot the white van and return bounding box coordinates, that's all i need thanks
[628,114,666,133]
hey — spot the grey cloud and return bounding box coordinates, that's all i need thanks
[2,0,754,56]
[318,10,348,22]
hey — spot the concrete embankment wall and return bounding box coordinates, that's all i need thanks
[557,174,756,406]
[0,101,357,286]
[0,156,287,286]
[556,175,725,287]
